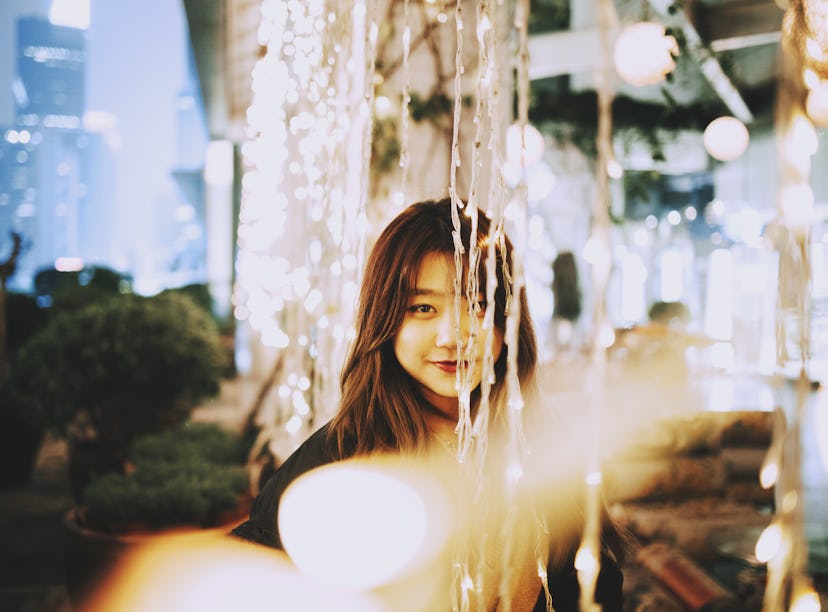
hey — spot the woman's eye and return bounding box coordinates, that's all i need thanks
[409,304,435,314]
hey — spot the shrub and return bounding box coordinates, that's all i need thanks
[8,291,225,454]
[3,292,47,360]
[131,422,248,466]
[81,423,250,531]
[648,300,691,325]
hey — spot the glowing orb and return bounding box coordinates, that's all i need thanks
[806,81,828,126]
[505,123,545,167]
[755,522,783,563]
[703,116,749,162]
[279,459,453,592]
[86,532,384,612]
[614,22,679,87]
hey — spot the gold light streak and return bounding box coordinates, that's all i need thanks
[572,0,619,608]
[762,2,820,608]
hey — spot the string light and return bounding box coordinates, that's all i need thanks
[703,116,750,162]
[761,4,818,607]
[613,21,678,87]
[236,0,370,454]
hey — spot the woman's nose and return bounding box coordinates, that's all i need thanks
[435,310,457,348]
[435,308,472,348]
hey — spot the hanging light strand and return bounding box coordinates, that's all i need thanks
[447,4,474,610]
[763,1,819,608]
[576,0,618,609]
[399,0,412,202]
[235,0,371,462]
[449,0,473,463]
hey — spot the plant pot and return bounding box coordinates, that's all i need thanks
[62,503,250,609]
[67,439,126,503]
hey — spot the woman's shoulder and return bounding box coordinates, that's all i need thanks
[230,422,338,548]
[277,422,338,476]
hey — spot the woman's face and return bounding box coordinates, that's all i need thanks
[394,252,504,421]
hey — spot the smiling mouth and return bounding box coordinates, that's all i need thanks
[433,360,464,373]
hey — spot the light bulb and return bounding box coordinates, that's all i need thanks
[614,22,678,87]
[704,116,749,162]
[505,123,545,167]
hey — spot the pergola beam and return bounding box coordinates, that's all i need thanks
[527,1,778,123]
[646,0,754,123]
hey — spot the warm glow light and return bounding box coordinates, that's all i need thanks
[659,249,684,303]
[804,68,821,91]
[806,81,828,126]
[54,256,84,272]
[620,252,647,324]
[585,470,602,486]
[613,22,678,87]
[279,460,452,592]
[786,114,819,158]
[86,532,384,612]
[703,116,749,162]
[526,161,556,202]
[760,460,779,489]
[582,236,611,269]
[574,546,597,573]
[806,36,825,61]
[505,123,545,167]
[598,324,616,348]
[780,183,815,233]
[236,0,369,438]
[790,589,822,612]
[816,392,828,473]
[755,523,783,563]
[205,140,234,187]
[704,249,733,340]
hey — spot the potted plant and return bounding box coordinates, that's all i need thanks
[63,422,252,607]
[7,291,227,499]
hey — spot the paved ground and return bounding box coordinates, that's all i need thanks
[0,435,73,612]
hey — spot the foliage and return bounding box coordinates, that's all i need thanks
[530,79,775,162]
[7,292,225,452]
[371,115,401,177]
[35,265,132,311]
[82,423,249,531]
[551,251,582,321]
[131,422,248,467]
[528,0,569,33]
[648,301,691,325]
[409,92,472,128]
[3,292,46,362]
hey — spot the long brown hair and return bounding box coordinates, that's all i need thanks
[327,197,538,457]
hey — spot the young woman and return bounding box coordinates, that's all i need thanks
[232,197,625,611]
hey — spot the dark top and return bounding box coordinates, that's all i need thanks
[231,423,623,611]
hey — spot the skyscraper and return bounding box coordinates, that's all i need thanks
[0,16,88,290]
[15,16,85,129]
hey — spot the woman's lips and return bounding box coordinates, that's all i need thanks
[433,360,460,373]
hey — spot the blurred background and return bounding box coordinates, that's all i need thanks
[2,0,828,610]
